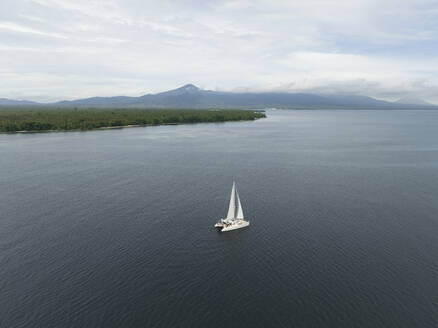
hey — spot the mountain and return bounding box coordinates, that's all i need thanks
[0,98,38,106]
[50,84,396,108]
[394,97,432,106]
[1,84,436,108]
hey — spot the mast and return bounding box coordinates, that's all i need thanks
[236,190,244,220]
[226,182,236,220]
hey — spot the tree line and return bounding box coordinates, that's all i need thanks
[0,108,266,132]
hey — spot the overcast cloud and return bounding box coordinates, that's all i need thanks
[1,0,438,103]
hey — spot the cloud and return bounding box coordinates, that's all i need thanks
[0,21,67,39]
[0,0,437,103]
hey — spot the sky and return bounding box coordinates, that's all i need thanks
[1,0,438,103]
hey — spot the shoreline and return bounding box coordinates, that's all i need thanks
[0,118,264,135]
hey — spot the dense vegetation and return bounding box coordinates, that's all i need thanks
[0,108,265,132]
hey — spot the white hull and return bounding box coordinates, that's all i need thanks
[214,219,226,228]
[221,220,250,232]
[215,182,249,232]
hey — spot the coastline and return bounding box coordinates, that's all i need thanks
[0,117,264,135]
[0,108,266,134]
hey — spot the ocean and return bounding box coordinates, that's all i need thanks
[1,109,437,327]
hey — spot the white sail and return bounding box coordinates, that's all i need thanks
[226,182,236,219]
[236,190,244,219]
[216,181,250,231]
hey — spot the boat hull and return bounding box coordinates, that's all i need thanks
[221,220,250,232]
[214,219,226,228]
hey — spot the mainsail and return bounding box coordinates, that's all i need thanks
[217,181,249,231]
[226,182,236,219]
[236,191,244,219]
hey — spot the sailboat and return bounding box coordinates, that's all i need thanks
[214,182,250,232]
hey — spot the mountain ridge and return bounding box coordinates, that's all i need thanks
[0,98,39,106]
[0,84,436,108]
[395,96,432,106]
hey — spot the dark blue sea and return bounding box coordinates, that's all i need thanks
[1,109,437,327]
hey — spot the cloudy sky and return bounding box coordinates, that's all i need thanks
[1,0,438,103]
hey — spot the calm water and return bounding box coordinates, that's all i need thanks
[1,110,438,328]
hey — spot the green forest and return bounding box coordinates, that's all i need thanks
[0,108,266,132]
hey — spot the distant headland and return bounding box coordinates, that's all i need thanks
[0,108,266,133]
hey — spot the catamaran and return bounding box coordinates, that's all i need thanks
[214,182,250,232]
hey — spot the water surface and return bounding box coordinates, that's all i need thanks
[1,110,437,327]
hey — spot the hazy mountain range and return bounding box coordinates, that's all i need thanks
[0,98,39,106]
[394,97,432,106]
[0,84,435,109]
